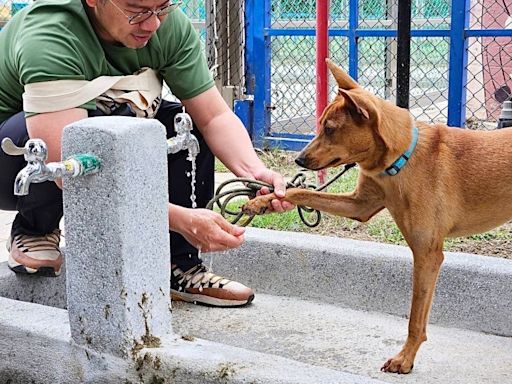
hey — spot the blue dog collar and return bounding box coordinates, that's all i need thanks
[382,126,419,176]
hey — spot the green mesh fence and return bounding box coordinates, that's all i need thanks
[181,0,206,20]
[271,0,449,22]
[0,0,205,23]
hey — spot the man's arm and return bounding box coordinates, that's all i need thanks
[25,108,245,252]
[182,86,293,212]
[26,109,88,164]
[26,109,88,188]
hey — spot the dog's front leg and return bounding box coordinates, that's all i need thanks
[381,247,444,374]
[242,188,384,222]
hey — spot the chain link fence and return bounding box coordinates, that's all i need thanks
[468,1,512,127]
[270,0,512,137]
[167,0,246,105]
[271,0,449,137]
[2,0,511,136]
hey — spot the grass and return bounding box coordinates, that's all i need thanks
[214,149,512,259]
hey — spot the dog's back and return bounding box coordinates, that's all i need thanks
[401,123,512,237]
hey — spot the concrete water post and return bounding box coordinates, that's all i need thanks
[62,116,171,358]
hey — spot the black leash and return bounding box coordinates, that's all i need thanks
[206,163,356,227]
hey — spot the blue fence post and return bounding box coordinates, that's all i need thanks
[247,0,271,149]
[245,0,256,95]
[447,0,470,127]
[348,0,359,80]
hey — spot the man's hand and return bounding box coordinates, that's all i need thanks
[170,205,245,252]
[252,168,294,213]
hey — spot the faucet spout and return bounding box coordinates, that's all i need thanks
[167,134,189,154]
[14,163,44,196]
[2,137,101,196]
[187,135,200,158]
[167,110,201,157]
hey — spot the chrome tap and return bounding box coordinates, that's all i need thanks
[1,138,101,196]
[167,110,200,157]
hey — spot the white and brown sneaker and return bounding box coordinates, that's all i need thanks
[171,264,254,307]
[7,229,62,277]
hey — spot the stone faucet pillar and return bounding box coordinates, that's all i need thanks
[62,117,171,358]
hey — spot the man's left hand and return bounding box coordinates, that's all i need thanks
[252,168,294,213]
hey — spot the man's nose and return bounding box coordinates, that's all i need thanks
[140,13,161,31]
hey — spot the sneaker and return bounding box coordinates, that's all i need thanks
[7,229,62,277]
[171,264,254,307]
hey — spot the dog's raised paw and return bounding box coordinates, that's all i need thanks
[241,196,273,215]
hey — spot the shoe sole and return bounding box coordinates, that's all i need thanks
[8,264,61,277]
[6,238,61,277]
[171,290,254,308]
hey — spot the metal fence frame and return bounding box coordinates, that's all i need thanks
[241,0,512,150]
[3,0,512,153]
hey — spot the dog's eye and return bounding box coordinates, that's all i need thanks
[323,126,334,136]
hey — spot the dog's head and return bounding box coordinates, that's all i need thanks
[296,59,409,171]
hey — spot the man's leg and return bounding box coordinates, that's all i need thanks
[155,101,254,307]
[0,112,63,276]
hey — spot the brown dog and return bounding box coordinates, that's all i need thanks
[242,59,512,374]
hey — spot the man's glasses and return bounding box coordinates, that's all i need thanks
[107,0,182,25]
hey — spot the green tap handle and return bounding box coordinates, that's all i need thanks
[62,154,101,177]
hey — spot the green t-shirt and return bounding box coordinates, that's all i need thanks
[0,0,214,123]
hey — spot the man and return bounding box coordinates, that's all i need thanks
[0,0,291,307]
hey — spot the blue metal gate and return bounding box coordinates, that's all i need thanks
[242,0,512,150]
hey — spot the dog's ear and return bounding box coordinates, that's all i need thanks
[338,89,370,120]
[326,59,359,90]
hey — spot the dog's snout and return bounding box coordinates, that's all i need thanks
[295,156,306,168]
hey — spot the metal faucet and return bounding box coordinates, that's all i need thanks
[167,110,200,157]
[1,138,101,196]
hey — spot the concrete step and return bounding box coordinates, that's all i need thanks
[1,226,511,383]
[203,228,512,337]
[172,293,512,384]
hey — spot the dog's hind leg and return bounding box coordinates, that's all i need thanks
[381,242,445,374]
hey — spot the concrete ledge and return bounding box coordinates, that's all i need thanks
[138,337,387,384]
[0,296,385,384]
[0,262,66,308]
[2,227,511,336]
[205,228,512,336]
[0,297,137,383]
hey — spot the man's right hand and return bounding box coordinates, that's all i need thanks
[169,205,245,252]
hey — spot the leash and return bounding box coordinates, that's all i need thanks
[206,163,356,228]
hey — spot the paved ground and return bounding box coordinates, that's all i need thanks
[2,174,511,383]
[172,293,512,384]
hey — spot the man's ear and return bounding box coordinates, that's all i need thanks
[338,89,370,119]
[84,0,98,7]
[326,59,359,90]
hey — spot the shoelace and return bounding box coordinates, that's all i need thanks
[15,229,61,253]
[174,265,231,292]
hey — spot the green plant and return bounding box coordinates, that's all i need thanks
[214,157,230,173]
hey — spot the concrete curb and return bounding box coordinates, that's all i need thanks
[0,296,386,384]
[1,227,511,336]
[0,262,66,308]
[205,228,512,336]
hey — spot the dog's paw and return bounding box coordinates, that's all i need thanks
[241,195,274,215]
[380,354,414,374]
